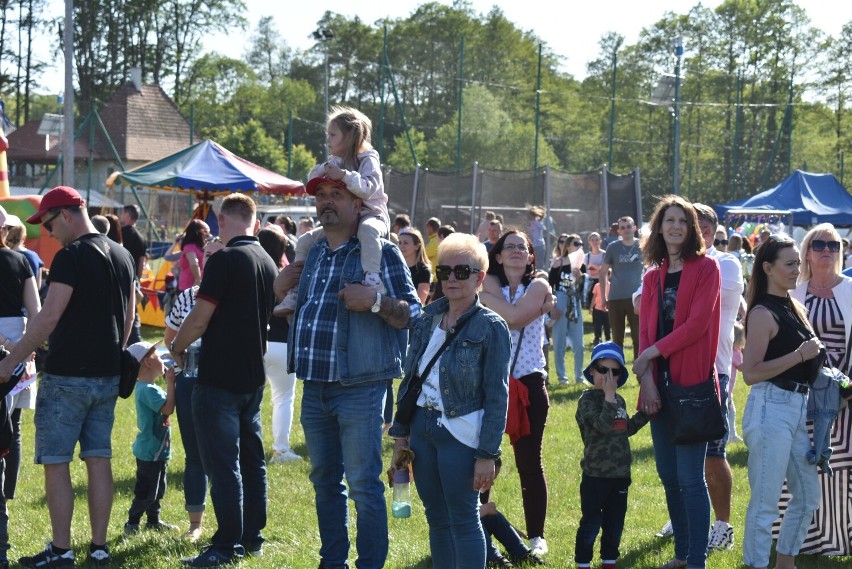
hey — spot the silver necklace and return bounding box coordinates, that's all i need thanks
[810,276,839,291]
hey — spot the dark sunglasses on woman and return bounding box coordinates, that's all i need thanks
[435,264,482,281]
[811,239,841,253]
[713,239,728,247]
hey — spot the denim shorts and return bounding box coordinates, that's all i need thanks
[35,374,119,464]
[706,373,730,458]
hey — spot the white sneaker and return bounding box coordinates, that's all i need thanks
[529,536,548,555]
[656,519,673,538]
[707,520,734,550]
[269,449,302,464]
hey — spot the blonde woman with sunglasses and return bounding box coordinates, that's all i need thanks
[769,223,852,557]
[388,232,511,568]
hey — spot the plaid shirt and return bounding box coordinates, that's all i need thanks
[293,236,420,382]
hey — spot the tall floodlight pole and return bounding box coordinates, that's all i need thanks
[672,36,684,195]
[607,38,623,170]
[313,25,334,160]
[63,0,74,186]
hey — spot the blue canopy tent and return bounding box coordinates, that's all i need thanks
[715,170,852,227]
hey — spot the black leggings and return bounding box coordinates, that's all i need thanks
[512,372,550,539]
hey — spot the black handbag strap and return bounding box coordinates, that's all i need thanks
[85,239,127,352]
[510,327,525,377]
[418,307,479,389]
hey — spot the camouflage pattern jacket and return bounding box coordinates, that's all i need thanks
[575,389,650,479]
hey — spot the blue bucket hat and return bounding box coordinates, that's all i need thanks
[582,341,629,387]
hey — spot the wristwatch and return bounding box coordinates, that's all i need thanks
[371,291,383,313]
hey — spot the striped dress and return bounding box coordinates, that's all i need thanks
[772,293,852,555]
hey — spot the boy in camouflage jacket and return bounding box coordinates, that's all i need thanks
[574,342,649,569]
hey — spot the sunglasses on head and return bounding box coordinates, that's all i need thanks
[811,239,841,253]
[593,363,621,376]
[435,264,482,281]
[714,238,728,247]
[42,209,63,232]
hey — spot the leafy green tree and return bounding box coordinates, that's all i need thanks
[209,118,285,173]
[245,15,291,85]
[385,127,428,172]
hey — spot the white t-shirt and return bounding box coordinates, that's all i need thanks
[416,325,483,450]
[707,247,744,373]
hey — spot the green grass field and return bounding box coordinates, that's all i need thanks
[6,322,850,568]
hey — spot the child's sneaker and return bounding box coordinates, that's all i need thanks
[363,272,386,294]
[88,544,111,566]
[147,520,180,532]
[273,290,298,317]
[123,522,140,536]
[19,542,74,568]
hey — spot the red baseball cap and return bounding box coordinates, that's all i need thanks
[305,176,348,196]
[26,186,86,224]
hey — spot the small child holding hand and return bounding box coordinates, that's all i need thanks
[124,340,179,536]
[574,342,649,569]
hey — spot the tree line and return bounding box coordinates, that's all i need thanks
[1,0,850,213]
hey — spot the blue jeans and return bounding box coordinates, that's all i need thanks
[175,373,207,512]
[34,374,118,463]
[552,290,585,383]
[192,384,267,556]
[650,409,710,569]
[410,408,485,568]
[742,382,819,568]
[301,380,388,569]
[482,510,528,561]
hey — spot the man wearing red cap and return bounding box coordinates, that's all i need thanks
[277,177,420,569]
[0,186,135,567]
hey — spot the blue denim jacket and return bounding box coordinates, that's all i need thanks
[806,366,848,476]
[287,237,419,384]
[389,296,510,459]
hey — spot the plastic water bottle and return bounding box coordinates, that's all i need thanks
[391,469,412,519]
[183,339,202,379]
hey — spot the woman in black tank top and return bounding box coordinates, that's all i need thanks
[740,234,823,569]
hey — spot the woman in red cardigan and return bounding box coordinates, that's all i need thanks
[632,195,721,569]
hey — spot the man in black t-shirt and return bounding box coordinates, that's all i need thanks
[169,194,277,567]
[0,186,135,568]
[120,204,146,344]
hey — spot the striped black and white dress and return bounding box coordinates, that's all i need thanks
[772,293,852,555]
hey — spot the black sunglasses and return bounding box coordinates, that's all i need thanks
[573,241,582,247]
[42,209,63,232]
[714,239,728,247]
[593,364,621,376]
[558,239,566,244]
[435,264,482,281]
[811,239,841,253]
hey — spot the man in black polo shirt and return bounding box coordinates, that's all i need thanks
[168,193,277,567]
[0,186,135,568]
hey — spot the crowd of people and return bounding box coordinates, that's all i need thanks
[0,104,851,569]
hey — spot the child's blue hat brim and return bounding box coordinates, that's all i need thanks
[582,341,629,387]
